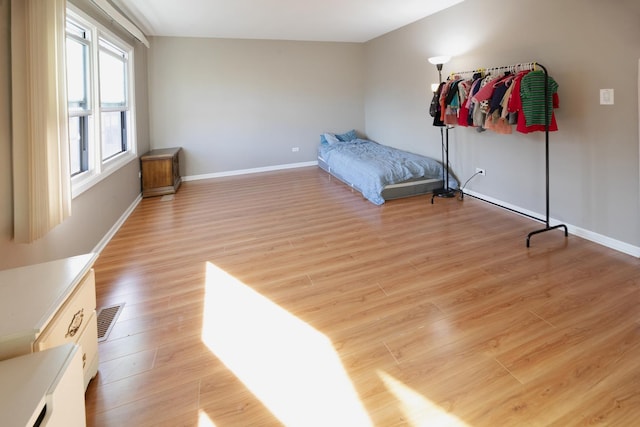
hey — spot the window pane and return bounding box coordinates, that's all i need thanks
[101,111,126,160]
[66,37,89,110]
[69,116,82,175]
[99,49,126,107]
[69,115,91,175]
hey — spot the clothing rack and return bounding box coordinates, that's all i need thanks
[448,61,567,247]
[450,62,540,79]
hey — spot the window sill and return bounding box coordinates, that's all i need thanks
[71,151,138,199]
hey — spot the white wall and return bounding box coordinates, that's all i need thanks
[364,0,640,250]
[147,37,365,178]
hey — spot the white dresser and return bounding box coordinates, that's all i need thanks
[0,253,99,390]
[0,343,86,426]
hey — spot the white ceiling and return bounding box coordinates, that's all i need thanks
[111,0,464,43]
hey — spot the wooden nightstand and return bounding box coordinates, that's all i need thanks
[140,147,182,197]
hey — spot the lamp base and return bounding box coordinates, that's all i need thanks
[431,187,457,204]
[433,188,456,198]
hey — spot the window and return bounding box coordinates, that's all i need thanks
[66,6,136,196]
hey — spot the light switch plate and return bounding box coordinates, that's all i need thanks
[600,89,614,105]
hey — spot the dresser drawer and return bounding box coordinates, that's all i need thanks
[77,311,98,388]
[36,310,98,388]
[34,269,96,351]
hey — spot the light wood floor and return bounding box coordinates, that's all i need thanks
[86,166,640,427]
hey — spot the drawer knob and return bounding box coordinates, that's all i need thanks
[65,308,84,338]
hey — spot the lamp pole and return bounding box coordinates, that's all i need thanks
[428,56,455,200]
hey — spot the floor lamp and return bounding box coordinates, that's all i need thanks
[428,56,456,200]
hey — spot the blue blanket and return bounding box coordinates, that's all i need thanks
[319,139,455,205]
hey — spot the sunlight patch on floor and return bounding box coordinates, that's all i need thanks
[378,370,470,427]
[198,410,216,427]
[201,262,373,427]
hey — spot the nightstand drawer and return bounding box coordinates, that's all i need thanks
[34,269,96,351]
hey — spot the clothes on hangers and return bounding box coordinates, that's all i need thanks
[472,74,499,126]
[520,70,559,131]
[508,70,559,133]
[488,73,515,115]
[456,79,472,127]
[464,74,483,127]
[434,65,559,135]
[432,82,446,127]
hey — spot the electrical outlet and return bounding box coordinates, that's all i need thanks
[475,167,486,176]
[292,147,300,152]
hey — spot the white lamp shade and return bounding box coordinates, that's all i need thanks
[428,55,451,65]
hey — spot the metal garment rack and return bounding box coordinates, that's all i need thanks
[448,62,568,247]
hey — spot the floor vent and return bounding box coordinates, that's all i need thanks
[96,303,125,342]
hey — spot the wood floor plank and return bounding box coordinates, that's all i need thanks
[85,167,640,426]
[87,379,201,427]
[520,322,640,425]
[495,290,640,384]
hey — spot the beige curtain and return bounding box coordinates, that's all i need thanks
[11,0,71,243]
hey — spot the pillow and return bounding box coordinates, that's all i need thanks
[336,129,358,142]
[323,133,341,145]
[320,134,329,145]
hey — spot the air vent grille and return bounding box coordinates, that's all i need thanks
[96,303,125,342]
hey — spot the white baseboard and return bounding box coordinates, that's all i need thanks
[92,194,142,254]
[464,189,640,258]
[567,224,640,258]
[182,161,318,182]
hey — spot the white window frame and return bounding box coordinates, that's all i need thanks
[67,4,137,198]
